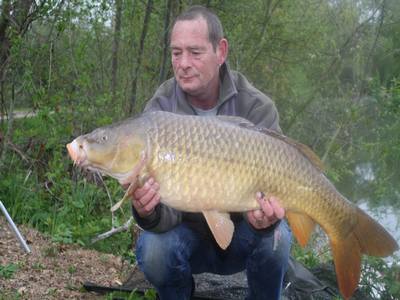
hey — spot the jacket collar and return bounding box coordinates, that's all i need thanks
[218,62,238,106]
[174,62,238,115]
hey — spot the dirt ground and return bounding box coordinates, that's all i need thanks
[0,216,135,299]
[0,216,250,300]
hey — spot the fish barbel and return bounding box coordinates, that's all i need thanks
[66,111,398,299]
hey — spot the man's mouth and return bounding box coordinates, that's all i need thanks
[179,73,198,81]
[181,75,194,81]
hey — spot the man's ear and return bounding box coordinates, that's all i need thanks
[217,38,229,65]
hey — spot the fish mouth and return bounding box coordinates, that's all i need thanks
[66,140,87,167]
[66,140,128,182]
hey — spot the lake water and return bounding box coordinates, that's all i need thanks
[343,163,400,256]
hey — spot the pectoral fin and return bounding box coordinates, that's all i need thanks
[111,180,139,212]
[111,152,148,212]
[286,211,316,247]
[202,211,234,250]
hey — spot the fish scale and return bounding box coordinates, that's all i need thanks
[149,115,262,211]
[67,111,398,300]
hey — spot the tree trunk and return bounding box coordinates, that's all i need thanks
[0,0,12,83]
[0,80,14,170]
[158,0,172,85]
[129,0,153,115]
[111,0,123,104]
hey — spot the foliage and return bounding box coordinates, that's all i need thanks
[0,263,18,279]
[104,289,157,300]
[0,114,132,254]
[291,242,326,268]
[360,256,400,299]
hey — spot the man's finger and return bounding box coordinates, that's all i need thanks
[257,195,274,218]
[269,196,285,219]
[252,209,264,220]
[142,193,161,214]
[132,198,143,210]
[138,187,158,207]
[256,191,264,201]
[134,178,155,199]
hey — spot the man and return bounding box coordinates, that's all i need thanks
[130,6,291,300]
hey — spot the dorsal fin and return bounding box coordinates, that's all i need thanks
[261,128,325,172]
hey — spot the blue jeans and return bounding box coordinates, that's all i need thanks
[136,220,292,300]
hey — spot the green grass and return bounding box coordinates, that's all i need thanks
[0,263,18,279]
[103,289,157,300]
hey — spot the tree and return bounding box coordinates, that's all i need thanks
[129,0,153,114]
[158,0,172,85]
[111,0,123,104]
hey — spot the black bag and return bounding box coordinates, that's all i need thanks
[282,257,338,300]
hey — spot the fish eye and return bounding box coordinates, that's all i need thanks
[101,135,108,142]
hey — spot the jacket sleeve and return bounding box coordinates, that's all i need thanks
[247,96,282,133]
[132,204,182,233]
[233,71,282,133]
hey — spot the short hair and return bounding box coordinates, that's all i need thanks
[172,5,224,51]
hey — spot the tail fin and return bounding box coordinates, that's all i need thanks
[330,207,399,300]
[330,236,361,300]
[331,208,399,299]
[353,207,399,256]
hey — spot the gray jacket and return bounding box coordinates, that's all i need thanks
[132,63,281,236]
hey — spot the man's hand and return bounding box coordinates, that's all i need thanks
[128,177,161,218]
[247,192,285,230]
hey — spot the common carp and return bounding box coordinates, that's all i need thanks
[66,111,398,299]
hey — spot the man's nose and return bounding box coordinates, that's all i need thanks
[179,52,191,69]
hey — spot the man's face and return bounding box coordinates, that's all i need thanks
[170,18,225,97]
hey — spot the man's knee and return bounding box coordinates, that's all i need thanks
[251,221,292,268]
[136,232,167,285]
[135,227,195,286]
